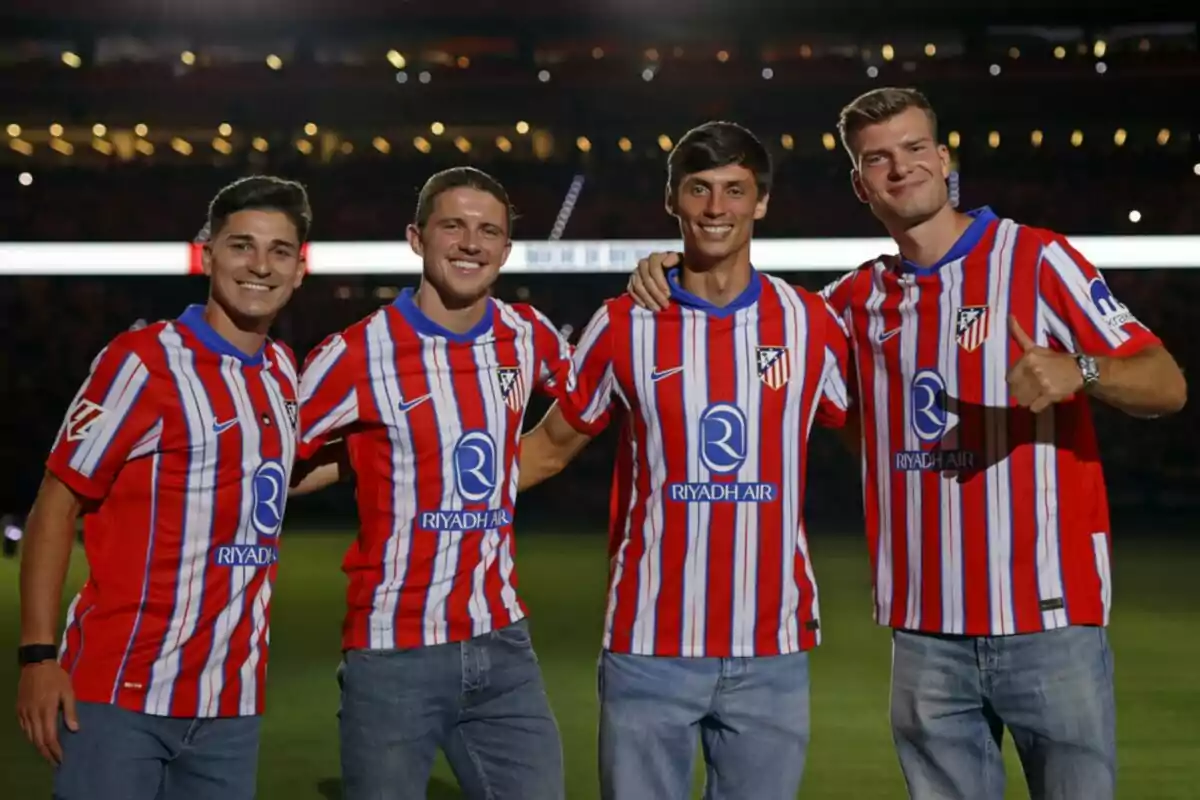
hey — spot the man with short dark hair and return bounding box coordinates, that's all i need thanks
[628,87,1187,800]
[295,166,571,800]
[518,122,851,799]
[17,175,310,800]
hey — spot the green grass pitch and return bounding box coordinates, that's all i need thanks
[2,529,1198,798]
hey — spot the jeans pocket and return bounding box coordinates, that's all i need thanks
[493,620,533,648]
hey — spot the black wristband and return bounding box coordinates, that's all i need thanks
[17,644,58,667]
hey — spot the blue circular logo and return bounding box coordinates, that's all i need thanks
[453,431,498,502]
[910,370,948,443]
[251,460,287,537]
[699,403,747,475]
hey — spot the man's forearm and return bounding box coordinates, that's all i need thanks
[20,475,81,645]
[518,408,595,492]
[517,431,571,492]
[1091,346,1187,416]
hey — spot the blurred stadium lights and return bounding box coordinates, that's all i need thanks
[1,236,1196,277]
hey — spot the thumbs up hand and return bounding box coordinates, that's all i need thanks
[1006,315,1084,414]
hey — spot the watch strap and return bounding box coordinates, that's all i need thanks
[1076,354,1100,390]
[17,644,59,667]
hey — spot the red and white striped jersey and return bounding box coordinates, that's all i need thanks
[298,289,576,651]
[561,271,850,658]
[822,206,1162,637]
[47,304,298,718]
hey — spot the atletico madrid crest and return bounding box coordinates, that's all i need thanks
[955,306,991,352]
[756,346,791,390]
[497,367,525,412]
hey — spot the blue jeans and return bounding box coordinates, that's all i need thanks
[337,619,564,800]
[597,650,811,800]
[52,700,261,800]
[891,625,1116,800]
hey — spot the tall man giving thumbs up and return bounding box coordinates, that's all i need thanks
[626,88,1188,800]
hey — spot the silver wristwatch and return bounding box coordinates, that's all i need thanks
[1075,353,1100,392]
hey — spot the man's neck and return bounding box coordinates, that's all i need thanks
[678,248,753,308]
[204,299,269,357]
[888,204,975,269]
[414,281,490,334]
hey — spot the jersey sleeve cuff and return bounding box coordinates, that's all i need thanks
[45,459,108,503]
[558,399,608,437]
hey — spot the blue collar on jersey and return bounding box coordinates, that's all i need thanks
[665,267,762,318]
[393,286,495,343]
[896,206,998,276]
[177,304,265,366]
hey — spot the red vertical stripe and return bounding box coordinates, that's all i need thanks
[607,306,643,654]
[702,313,737,657]
[845,272,887,618]
[914,279,945,633]
[1005,229,1045,633]
[956,224,998,633]
[791,291,824,652]
[651,308,687,656]
[879,284,909,629]
[107,454,171,712]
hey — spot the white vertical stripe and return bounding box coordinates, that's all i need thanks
[240,581,271,715]
[1041,243,1130,348]
[58,596,81,659]
[865,273,894,625]
[630,310,666,655]
[71,354,151,476]
[1091,532,1112,626]
[146,324,218,716]
[984,220,1018,635]
[898,279,923,630]
[299,335,348,402]
[128,419,164,460]
[773,279,815,651]
[270,342,299,392]
[1034,297,1068,630]
[250,366,297,709]
[365,311,416,650]
[938,261,966,634]
[468,339,501,637]
[198,361,259,716]
[731,305,760,657]
[680,310,709,657]
[494,303,536,619]
[423,339,461,646]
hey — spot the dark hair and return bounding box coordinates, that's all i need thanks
[837,87,938,160]
[666,121,773,199]
[414,167,515,235]
[205,175,312,244]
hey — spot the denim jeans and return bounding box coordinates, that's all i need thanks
[53,700,261,800]
[597,649,811,800]
[337,619,563,800]
[891,625,1116,800]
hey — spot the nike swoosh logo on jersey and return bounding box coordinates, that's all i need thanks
[650,366,685,382]
[397,394,432,413]
[213,418,239,434]
[877,327,901,344]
